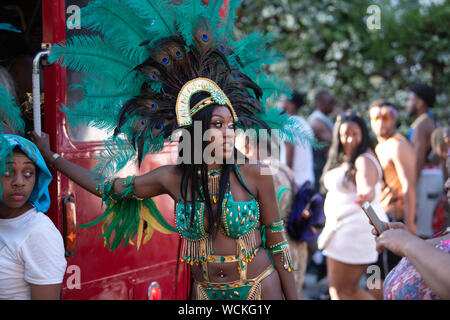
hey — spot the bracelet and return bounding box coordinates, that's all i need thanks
[268,240,293,272]
[269,240,288,252]
[50,153,61,168]
[96,176,138,202]
[96,177,118,200]
[267,220,284,233]
[121,175,137,198]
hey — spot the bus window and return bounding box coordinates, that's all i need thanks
[65,0,109,142]
[66,69,110,142]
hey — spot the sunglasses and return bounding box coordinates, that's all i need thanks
[369,106,396,121]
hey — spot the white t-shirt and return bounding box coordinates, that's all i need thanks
[280,115,315,188]
[0,207,67,300]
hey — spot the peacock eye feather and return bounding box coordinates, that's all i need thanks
[141,120,147,126]
[162,57,169,64]
[155,121,163,130]
[201,33,209,42]
[151,102,157,109]
[175,50,182,58]
[219,44,225,52]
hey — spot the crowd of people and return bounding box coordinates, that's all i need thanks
[277,85,450,300]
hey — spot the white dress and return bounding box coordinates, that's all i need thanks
[320,153,389,265]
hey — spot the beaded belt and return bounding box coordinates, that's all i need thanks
[195,264,274,300]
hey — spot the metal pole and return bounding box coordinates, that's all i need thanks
[32,50,50,136]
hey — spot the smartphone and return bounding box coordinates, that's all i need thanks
[361,201,387,235]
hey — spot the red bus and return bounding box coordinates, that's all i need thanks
[4,0,188,299]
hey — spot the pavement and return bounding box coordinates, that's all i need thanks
[301,266,330,300]
[300,263,370,300]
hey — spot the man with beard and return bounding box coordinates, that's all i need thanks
[406,83,443,238]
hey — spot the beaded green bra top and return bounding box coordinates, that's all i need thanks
[175,165,260,267]
[175,184,260,240]
[175,168,260,241]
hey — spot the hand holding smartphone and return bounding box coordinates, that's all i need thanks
[361,201,387,235]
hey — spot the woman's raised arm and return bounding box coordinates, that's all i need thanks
[355,154,379,204]
[30,131,173,199]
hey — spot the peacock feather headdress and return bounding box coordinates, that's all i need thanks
[49,0,315,176]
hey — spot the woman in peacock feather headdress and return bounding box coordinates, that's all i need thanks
[30,0,315,300]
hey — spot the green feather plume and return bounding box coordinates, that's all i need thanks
[0,84,25,135]
[204,0,225,34]
[94,137,136,178]
[49,35,139,79]
[256,108,321,149]
[256,73,292,112]
[63,76,144,132]
[127,0,177,46]
[217,0,242,41]
[174,0,209,48]
[80,0,151,63]
[0,83,25,200]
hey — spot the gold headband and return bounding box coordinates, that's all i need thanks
[175,78,238,127]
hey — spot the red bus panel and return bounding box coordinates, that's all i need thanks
[41,0,188,300]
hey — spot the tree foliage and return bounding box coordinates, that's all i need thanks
[235,0,450,133]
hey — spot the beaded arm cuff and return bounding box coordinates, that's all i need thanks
[268,240,293,272]
[267,220,284,233]
[80,175,177,250]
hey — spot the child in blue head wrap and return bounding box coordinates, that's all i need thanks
[0,134,52,214]
[0,134,66,299]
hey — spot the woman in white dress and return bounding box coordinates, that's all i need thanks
[318,111,388,300]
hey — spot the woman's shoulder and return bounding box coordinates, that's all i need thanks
[152,164,179,175]
[12,209,64,254]
[355,151,382,179]
[236,162,276,196]
[236,161,271,179]
[355,151,378,166]
[144,164,183,184]
[26,211,62,238]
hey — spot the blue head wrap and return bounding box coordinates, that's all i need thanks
[1,134,52,212]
